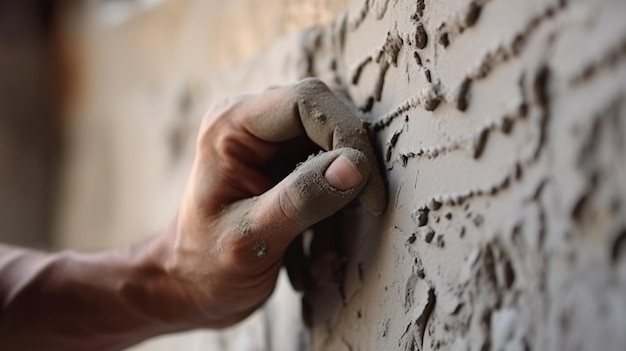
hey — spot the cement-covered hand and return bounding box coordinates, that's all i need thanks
[161,78,387,327]
[0,78,386,350]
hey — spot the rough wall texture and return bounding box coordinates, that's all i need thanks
[301,0,626,350]
[57,0,626,350]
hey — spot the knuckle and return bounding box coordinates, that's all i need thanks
[197,117,245,165]
[213,127,240,158]
[212,137,246,179]
[197,93,256,154]
[200,95,248,135]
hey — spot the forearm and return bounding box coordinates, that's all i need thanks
[0,224,202,351]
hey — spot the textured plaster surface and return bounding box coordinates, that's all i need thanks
[300,0,626,350]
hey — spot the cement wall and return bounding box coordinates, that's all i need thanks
[301,0,626,350]
[56,0,626,350]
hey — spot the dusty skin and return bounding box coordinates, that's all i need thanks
[0,78,387,351]
[235,78,387,215]
[227,147,372,251]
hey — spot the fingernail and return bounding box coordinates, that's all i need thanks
[325,155,363,190]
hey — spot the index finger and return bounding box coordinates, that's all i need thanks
[233,78,387,215]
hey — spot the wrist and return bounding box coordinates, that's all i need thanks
[151,213,258,329]
[0,238,205,350]
[131,220,210,329]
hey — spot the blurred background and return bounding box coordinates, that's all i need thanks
[0,1,347,349]
[0,0,348,250]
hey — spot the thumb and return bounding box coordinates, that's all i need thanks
[253,148,371,247]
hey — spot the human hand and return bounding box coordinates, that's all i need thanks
[157,78,386,328]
